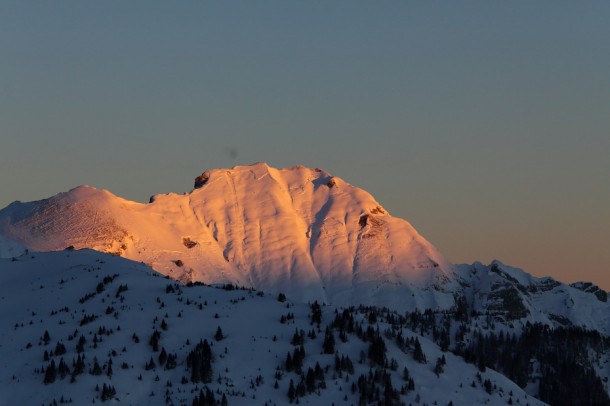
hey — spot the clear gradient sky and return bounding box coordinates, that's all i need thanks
[1,2,609,289]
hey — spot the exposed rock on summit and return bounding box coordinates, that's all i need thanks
[194,171,210,189]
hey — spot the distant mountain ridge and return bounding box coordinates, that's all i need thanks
[0,163,608,334]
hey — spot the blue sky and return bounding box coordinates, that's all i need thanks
[1,2,609,288]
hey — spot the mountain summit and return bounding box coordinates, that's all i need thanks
[3,163,610,405]
[0,163,454,307]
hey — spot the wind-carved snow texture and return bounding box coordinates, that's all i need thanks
[1,163,609,335]
[0,163,455,310]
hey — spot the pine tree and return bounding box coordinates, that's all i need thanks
[413,338,427,363]
[101,383,116,401]
[306,368,316,393]
[310,301,322,327]
[44,360,57,384]
[323,327,335,354]
[58,358,70,379]
[402,367,410,382]
[434,356,445,377]
[76,335,86,353]
[42,330,51,345]
[149,330,161,352]
[484,379,493,394]
[165,353,177,370]
[214,326,224,341]
[383,372,397,405]
[294,346,305,372]
[90,357,103,375]
[368,336,387,366]
[285,352,293,372]
[314,362,325,382]
[291,329,304,346]
[187,340,213,383]
[287,379,296,402]
[343,355,355,374]
[158,347,168,366]
[71,354,85,381]
[55,341,66,356]
[145,357,156,371]
[408,377,415,391]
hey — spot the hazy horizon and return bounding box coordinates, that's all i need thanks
[1,2,609,289]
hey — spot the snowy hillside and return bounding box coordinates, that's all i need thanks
[0,250,546,406]
[2,162,610,404]
[1,163,609,335]
[0,163,455,310]
[0,233,26,258]
[454,261,610,335]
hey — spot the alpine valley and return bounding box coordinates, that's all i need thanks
[0,163,608,405]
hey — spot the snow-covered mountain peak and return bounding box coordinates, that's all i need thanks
[2,165,610,404]
[56,184,117,203]
[193,163,339,197]
[0,163,453,309]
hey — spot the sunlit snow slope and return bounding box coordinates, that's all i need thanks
[0,163,454,308]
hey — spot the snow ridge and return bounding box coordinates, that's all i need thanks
[0,163,608,334]
[0,163,454,310]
